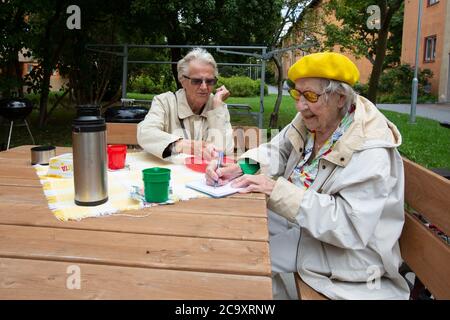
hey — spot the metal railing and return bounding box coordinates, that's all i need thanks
[86,44,267,128]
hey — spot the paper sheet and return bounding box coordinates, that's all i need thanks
[186,179,242,198]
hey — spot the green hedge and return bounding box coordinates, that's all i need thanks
[217,76,268,97]
[128,74,176,94]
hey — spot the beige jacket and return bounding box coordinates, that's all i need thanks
[243,95,410,299]
[137,89,234,159]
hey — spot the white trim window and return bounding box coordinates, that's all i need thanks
[427,0,439,6]
[424,35,437,62]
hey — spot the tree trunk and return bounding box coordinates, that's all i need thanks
[367,1,403,103]
[269,55,284,129]
[15,58,24,97]
[367,24,389,103]
[38,68,52,128]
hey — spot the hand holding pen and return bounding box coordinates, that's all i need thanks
[214,151,224,188]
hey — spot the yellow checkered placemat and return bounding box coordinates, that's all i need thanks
[33,152,208,221]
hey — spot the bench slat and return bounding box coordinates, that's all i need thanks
[106,122,138,145]
[400,212,450,300]
[0,257,272,299]
[0,224,271,277]
[403,157,450,235]
[0,202,268,242]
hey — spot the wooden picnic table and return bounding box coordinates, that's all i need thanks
[0,145,272,300]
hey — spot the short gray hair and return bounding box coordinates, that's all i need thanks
[177,48,219,82]
[320,78,357,116]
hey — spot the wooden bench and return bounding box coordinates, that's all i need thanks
[227,103,252,113]
[106,122,139,146]
[295,157,450,300]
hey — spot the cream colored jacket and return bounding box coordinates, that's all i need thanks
[137,89,234,159]
[242,95,410,300]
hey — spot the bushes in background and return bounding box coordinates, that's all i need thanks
[129,74,268,97]
[377,64,436,103]
[217,76,268,97]
[128,74,176,94]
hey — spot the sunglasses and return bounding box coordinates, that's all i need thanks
[183,75,217,86]
[289,89,323,103]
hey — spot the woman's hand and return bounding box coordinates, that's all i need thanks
[205,162,242,186]
[174,139,219,161]
[212,85,230,108]
[231,174,276,196]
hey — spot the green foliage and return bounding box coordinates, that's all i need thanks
[353,82,369,98]
[377,64,435,103]
[0,0,37,95]
[219,65,251,78]
[217,76,268,97]
[128,74,176,94]
[130,0,284,46]
[324,0,404,66]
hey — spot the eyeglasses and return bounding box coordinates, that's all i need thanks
[289,88,323,103]
[183,75,217,86]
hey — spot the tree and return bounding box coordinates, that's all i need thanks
[130,0,284,87]
[0,0,38,97]
[323,0,404,103]
[267,0,319,128]
[22,0,132,127]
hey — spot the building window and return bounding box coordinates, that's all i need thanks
[424,36,437,62]
[427,0,439,6]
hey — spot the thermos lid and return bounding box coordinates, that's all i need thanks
[72,105,106,132]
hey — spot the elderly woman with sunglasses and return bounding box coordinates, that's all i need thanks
[205,52,410,300]
[137,48,233,160]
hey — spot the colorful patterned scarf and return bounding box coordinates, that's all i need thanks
[289,104,355,190]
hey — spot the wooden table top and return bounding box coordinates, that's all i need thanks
[0,145,272,300]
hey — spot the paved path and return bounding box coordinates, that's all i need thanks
[376,103,450,123]
[267,85,450,123]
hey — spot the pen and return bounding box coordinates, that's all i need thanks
[214,151,224,189]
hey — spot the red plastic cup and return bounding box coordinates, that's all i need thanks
[107,144,127,170]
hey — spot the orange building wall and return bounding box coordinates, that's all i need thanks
[401,0,446,96]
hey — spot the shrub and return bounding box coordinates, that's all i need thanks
[353,82,369,98]
[378,64,433,99]
[217,76,268,97]
[128,74,176,94]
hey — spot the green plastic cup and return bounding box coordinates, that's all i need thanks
[142,167,171,203]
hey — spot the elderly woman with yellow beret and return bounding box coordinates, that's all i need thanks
[205,52,410,300]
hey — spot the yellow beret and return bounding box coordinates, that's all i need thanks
[287,52,360,86]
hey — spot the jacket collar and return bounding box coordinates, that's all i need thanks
[176,89,213,119]
[285,95,401,167]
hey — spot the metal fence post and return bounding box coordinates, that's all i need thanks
[259,48,266,129]
[121,43,128,100]
[410,0,423,124]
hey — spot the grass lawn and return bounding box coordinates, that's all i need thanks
[2,93,449,169]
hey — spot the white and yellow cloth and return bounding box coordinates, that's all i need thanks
[34,152,208,221]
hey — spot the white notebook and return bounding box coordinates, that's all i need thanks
[186,179,242,198]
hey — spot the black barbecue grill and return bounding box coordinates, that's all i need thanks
[104,98,149,123]
[0,98,35,150]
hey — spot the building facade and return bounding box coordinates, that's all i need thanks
[401,0,450,103]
